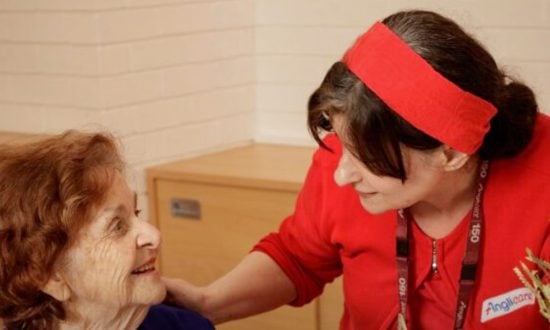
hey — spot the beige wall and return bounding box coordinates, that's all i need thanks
[0,0,256,215]
[254,0,550,144]
[1,0,549,216]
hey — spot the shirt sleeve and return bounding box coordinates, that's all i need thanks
[252,134,343,306]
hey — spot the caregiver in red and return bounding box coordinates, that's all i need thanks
[164,10,550,329]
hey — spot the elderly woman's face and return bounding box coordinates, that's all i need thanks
[60,171,166,309]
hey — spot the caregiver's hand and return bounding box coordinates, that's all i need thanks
[163,277,206,314]
[163,251,296,324]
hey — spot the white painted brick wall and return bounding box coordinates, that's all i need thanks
[0,0,256,219]
[0,12,99,44]
[1,0,549,218]
[157,0,254,35]
[130,29,253,71]
[0,105,100,132]
[0,0,126,11]
[98,9,162,43]
[34,45,99,76]
[254,0,550,144]
[162,57,254,95]
[99,44,132,75]
[100,71,164,108]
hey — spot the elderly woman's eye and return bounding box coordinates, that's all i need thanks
[112,217,126,232]
[134,209,142,217]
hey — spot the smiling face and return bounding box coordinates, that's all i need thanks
[331,115,447,214]
[59,171,166,311]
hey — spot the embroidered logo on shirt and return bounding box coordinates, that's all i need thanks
[481,287,535,323]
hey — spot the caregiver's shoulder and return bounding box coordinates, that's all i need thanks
[139,304,215,330]
[514,113,550,177]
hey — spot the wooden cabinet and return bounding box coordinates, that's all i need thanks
[147,143,344,330]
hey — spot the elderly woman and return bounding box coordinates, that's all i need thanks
[0,131,214,330]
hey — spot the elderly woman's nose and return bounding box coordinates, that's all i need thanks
[334,150,361,187]
[136,220,161,249]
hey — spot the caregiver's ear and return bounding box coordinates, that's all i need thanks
[42,271,71,302]
[438,145,471,171]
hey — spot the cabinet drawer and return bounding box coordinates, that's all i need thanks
[147,143,344,330]
[155,178,317,330]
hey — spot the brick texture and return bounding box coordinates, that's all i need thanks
[1,0,549,219]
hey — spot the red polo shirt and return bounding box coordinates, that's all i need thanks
[254,114,550,329]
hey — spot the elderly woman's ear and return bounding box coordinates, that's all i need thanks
[42,271,71,302]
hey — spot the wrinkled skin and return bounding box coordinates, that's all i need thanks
[55,172,166,329]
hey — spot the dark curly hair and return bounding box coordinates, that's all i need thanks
[308,10,538,180]
[0,131,124,330]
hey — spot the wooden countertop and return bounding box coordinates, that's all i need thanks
[147,143,316,192]
[0,131,47,145]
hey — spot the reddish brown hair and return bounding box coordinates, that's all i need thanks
[0,131,124,329]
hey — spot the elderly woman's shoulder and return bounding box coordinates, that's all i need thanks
[139,304,215,330]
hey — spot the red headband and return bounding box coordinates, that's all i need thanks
[342,22,497,154]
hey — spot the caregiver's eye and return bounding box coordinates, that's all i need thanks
[319,111,333,132]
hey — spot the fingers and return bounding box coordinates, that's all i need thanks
[161,276,204,313]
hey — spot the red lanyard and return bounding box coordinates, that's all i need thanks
[396,160,489,330]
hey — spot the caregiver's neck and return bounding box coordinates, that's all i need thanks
[410,156,481,240]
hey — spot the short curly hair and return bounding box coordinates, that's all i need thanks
[0,131,124,329]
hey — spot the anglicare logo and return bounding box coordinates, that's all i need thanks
[481,287,535,323]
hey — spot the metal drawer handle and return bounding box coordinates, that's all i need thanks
[170,198,201,220]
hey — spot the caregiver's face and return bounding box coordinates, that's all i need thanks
[331,115,445,214]
[61,171,166,308]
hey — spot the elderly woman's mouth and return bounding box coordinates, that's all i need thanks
[132,259,157,275]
